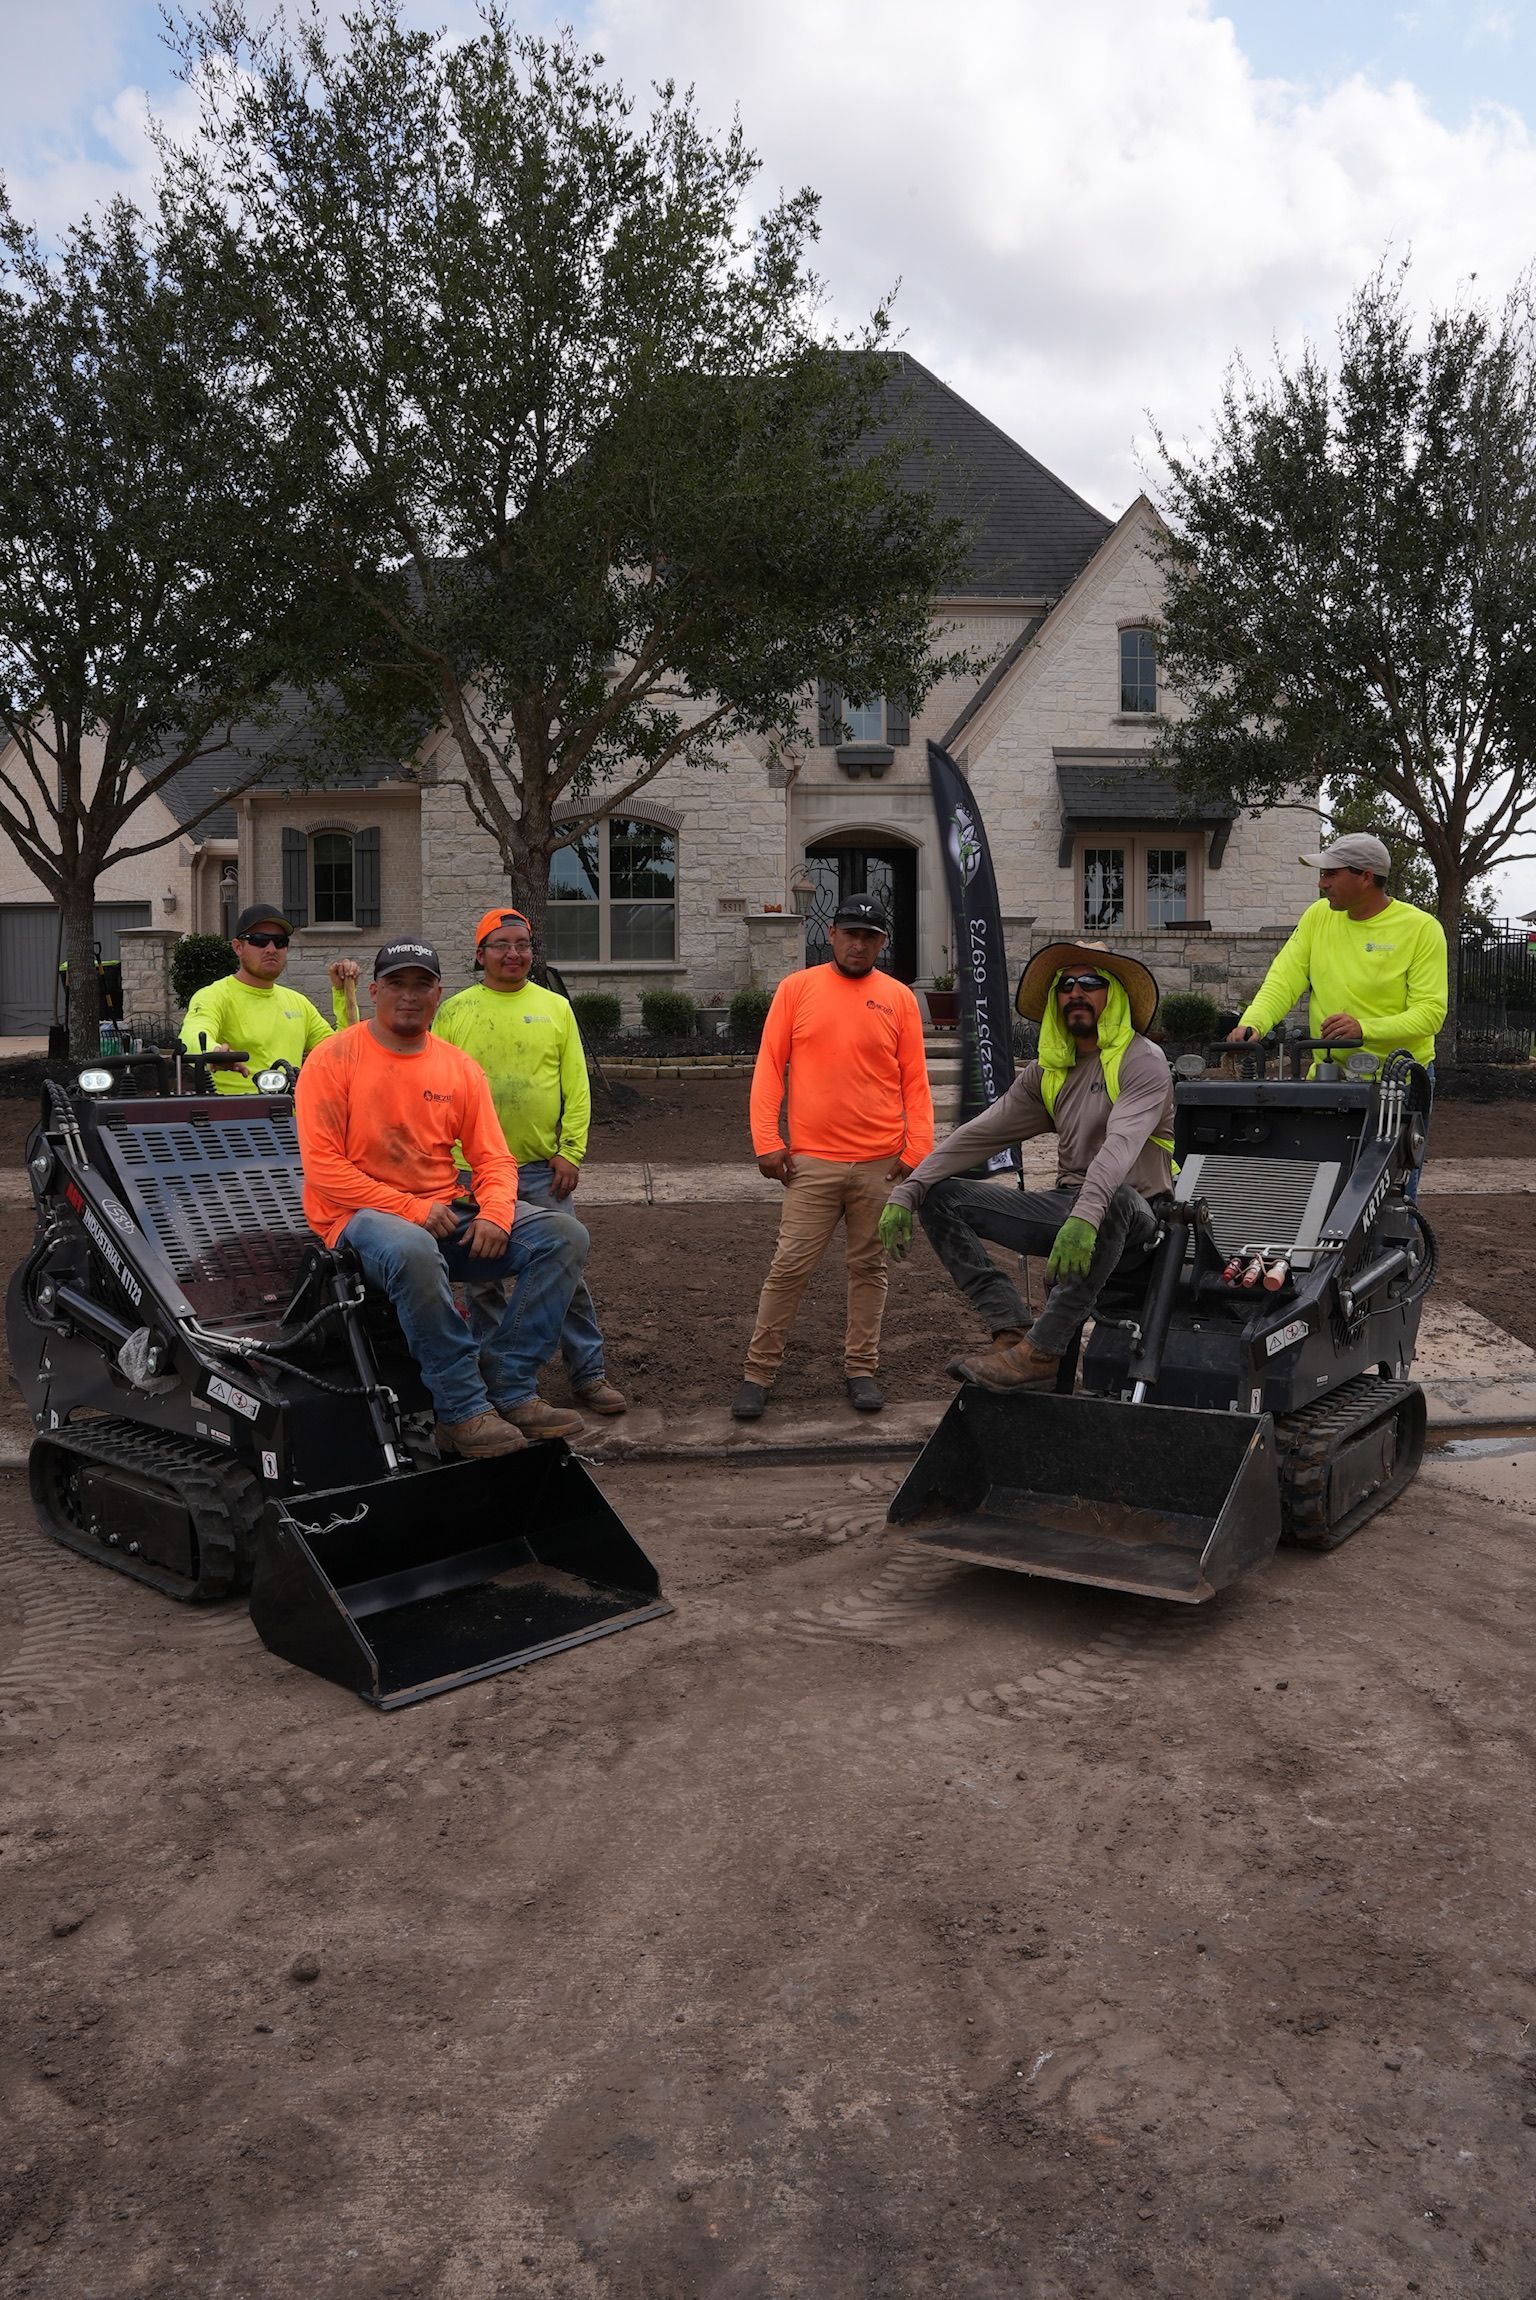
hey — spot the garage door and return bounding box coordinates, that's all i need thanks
[0,903,153,1034]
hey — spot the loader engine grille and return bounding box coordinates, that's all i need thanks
[1175,1154,1342,1265]
[104,1110,311,1317]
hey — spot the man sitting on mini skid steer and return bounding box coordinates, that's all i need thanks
[878,942,1174,1392]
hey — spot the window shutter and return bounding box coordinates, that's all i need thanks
[886,696,910,747]
[817,681,840,746]
[281,828,308,927]
[355,827,381,927]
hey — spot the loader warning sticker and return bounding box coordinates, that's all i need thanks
[204,1374,261,1422]
[1265,1317,1309,1356]
[261,1451,279,1480]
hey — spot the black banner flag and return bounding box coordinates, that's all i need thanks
[927,739,1018,1173]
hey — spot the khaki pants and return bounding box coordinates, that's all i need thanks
[744,1156,891,1383]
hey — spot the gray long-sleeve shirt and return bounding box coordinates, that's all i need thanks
[888,1035,1175,1229]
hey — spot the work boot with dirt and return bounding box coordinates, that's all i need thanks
[436,1411,529,1460]
[947,1327,1025,1382]
[845,1375,884,1412]
[731,1380,768,1421]
[958,1336,1062,1393]
[498,1397,586,1442]
[574,1378,628,1417]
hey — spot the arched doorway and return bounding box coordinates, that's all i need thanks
[804,832,918,982]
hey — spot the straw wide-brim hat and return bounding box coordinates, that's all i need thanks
[1015,940,1160,1034]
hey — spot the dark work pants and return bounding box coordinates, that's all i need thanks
[917,1179,1160,1356]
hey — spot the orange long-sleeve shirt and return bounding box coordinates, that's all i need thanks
[294,1025,519,1249]
[750,964,934,1165]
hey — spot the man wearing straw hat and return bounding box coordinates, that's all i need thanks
[878,941,1174,1392]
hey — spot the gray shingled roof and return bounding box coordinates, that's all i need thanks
[881,356,1111,599]
[152,695,407,842]
[1054,752,1238,867]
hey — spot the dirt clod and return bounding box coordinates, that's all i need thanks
[288,1955,321,1985]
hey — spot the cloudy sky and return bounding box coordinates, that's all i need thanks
[6,0,1536,911]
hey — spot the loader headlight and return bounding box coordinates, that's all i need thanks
[76,1067,114,1094]
[255,1066,293,1095]
[1344,1051,1379,1080]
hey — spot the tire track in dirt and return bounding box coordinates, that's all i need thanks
[0,1526,122,1730]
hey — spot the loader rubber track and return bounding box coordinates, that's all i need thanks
[30,1418,265,1603]
[1274,1374,1426,1552]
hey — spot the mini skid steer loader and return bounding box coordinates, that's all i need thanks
[6,1051,669,1705]
[888,1035,1437,1601]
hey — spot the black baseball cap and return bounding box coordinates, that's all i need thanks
[831,893,888,930]
[233,903,294,938]
[373,938,442,980]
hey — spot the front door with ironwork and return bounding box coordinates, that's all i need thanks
[803,845,918,981]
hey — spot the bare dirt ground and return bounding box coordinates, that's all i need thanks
[3,1444,1536,2298]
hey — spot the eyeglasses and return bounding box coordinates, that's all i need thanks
[483,939,533,955]
[241,932,290,950]
[1057,972,1109,994]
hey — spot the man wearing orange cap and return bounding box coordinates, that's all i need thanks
[434,906,625,1415]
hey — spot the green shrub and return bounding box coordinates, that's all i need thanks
[171,933,236,1008]
[729,984,775,1044]
[1155,990,1221,1044]
[640,988,697,1038]
[571,990,623,1043]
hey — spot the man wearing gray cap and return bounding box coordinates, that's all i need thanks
[1228,831,1447,1067]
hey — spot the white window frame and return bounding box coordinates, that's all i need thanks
[1075,832,1202,934]
[546,815,679,966]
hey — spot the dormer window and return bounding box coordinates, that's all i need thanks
[1119,628,1157,714]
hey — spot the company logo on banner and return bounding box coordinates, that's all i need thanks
[927,742,1018,1174]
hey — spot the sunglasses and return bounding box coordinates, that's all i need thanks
[241,932,290,949]
[1057,972,1109,994]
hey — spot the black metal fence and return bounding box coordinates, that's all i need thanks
[1458,920,1536,1060]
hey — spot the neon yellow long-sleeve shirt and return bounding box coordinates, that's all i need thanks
[1240,898,1448,1064]
[433,979,591,1164]
[179,975,341,1094]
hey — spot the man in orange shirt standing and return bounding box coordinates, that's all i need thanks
[734,894,934,1419]
[294,938,589,1460]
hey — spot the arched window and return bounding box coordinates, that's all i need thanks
[547,815,677,963]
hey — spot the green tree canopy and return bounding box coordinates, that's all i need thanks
[1151,262,1536,1026]
[0,189,320,1051]
[178,1,977,937]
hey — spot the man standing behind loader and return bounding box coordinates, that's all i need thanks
[181,902,359,1091]
[734,893,933,1419]
[878,943,1173,1392]
[434,906,626,1417]
[1228,833,1447,1067]
[294,938,589,1460]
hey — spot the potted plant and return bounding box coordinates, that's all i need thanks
[926,949,960,1029]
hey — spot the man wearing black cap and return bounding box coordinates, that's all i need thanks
[733,894,933,1418]
[293,940,590,1460]
[180,902,358,1093]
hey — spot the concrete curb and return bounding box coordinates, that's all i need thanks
[2,1378,1530,1479]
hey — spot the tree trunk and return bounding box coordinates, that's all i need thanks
[1436,869,1463,1067]
[62,881,102,1061]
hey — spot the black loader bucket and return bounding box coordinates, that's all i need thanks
[887,1389,1282,1603]
[249,1448,670,1707]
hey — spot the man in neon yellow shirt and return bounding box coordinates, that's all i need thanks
[434,905,626,1416]
[180,903,358,1093]
[1230,833,1447,1066]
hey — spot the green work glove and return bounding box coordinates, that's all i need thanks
[878,1204,913,1261]
[1047,1215,1097,1281]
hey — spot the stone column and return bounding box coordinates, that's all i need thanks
[744,912,805,989]
[116,928,181,1034]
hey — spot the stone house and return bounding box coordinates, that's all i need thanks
[0,358,1316,1033]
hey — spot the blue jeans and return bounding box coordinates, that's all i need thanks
[505,1161,607,1386]
[340,1205,589,1425]
[1405,1062,1435,1205]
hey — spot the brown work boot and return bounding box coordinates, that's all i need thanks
[958,1337,1063,1393]
[498,1397,586,1442]
[947,1327,1026,1382]
[436,1411,529,1459]
[573,1377,627,1417]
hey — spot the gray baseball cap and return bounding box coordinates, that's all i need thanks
[1299,833,1391,876]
